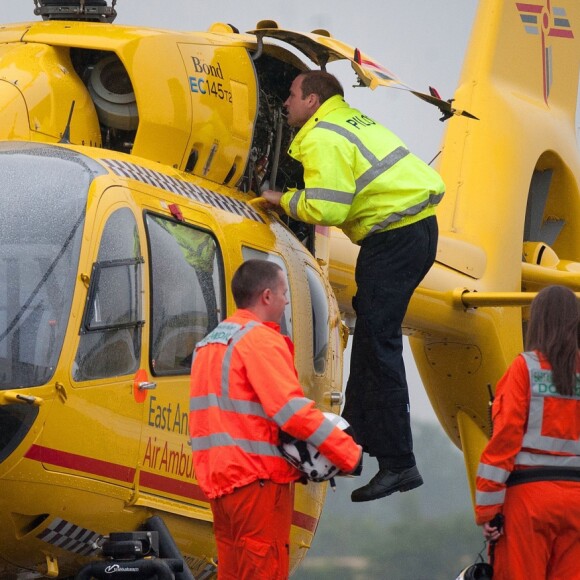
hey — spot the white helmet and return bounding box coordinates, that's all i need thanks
[279,412,352,482]
[454,563,493,580]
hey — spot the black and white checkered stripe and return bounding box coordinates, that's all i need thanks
[102,159,265,223]
[37,518,103,556]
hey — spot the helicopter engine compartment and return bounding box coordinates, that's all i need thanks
[0,20,309,193]
[242,52,304,195]
[66,42,306,196]
[69,48,138,153]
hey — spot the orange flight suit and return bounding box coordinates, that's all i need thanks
[475,351,580,579]
[210,479,293,580]
[189,309,361,579]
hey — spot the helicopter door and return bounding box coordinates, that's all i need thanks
[246,22,478,119]
[246,21,407,90]
[36,189,144,496]
[133,210,224,512]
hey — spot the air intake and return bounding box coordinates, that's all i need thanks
[87,55,138,131]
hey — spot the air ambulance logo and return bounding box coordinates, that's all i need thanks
[516,2,574,103]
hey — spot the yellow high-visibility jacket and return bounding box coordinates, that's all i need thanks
[280,95,445,245]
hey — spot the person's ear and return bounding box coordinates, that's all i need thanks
[307,93,320,109]
[261,288,272,304]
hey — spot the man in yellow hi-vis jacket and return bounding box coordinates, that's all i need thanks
[263,70,445,502]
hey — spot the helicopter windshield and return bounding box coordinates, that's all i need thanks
[0,144,97,389]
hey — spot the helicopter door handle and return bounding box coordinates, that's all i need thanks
[2,391,44,406]
[138,381,157,391]
[328,391,344,406]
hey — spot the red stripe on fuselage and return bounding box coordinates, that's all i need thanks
[23,445,318,532]
[139,470,207,502]
[24,444,135,482]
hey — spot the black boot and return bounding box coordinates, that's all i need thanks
[351,465,423,502]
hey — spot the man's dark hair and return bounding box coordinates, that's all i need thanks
[232,259,283,308]
[298,70,344,104]
[525,285,580,395]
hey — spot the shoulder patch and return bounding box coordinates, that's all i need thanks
[196,322,243,348]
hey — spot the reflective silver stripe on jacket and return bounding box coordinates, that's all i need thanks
[355,146,410,192]
[287,189,301,218]
[316,121,411,196]
[190,433,281,457]
[275,399,343,450]
[366,191,444,237]
[475,489,506,507]
[189,393,266,417]
[515,352,580,463]
[286,187,353,219]
[475,463,509,509]
[477,462,510,484]
[273,397,312,426]
[304,188,353,204]
[515,451,580,468]
[316,121,378,165]
[220,322,258,399]
[308,414,336,448]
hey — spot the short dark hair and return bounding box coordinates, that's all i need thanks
[525,285,580,395]
[298,70,344,104]
[232,260,283,308]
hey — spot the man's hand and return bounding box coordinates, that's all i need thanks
[481,513,504,542]
[262,190,284,208]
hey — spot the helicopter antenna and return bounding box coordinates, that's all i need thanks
[251,32,264,61]
[33,0,117,23]
[59,100,76,144]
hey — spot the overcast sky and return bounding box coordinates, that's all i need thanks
[2,1,480,422]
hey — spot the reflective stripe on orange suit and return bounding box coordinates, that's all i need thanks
[189,308,361,499]
[475,351,580,579]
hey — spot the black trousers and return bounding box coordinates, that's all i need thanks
[342,216,438,469]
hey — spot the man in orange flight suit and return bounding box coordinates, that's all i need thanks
[189,259,361,580]
[475,286,580,580]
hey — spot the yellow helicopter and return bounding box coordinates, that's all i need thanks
[0,1,471,578]
[1,0,579,578]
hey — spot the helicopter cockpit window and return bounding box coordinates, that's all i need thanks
[74,208,142,381]
[146,215,223,375]
[305,266,330,374]
[241,247,292,339]
[0,149,88,389]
